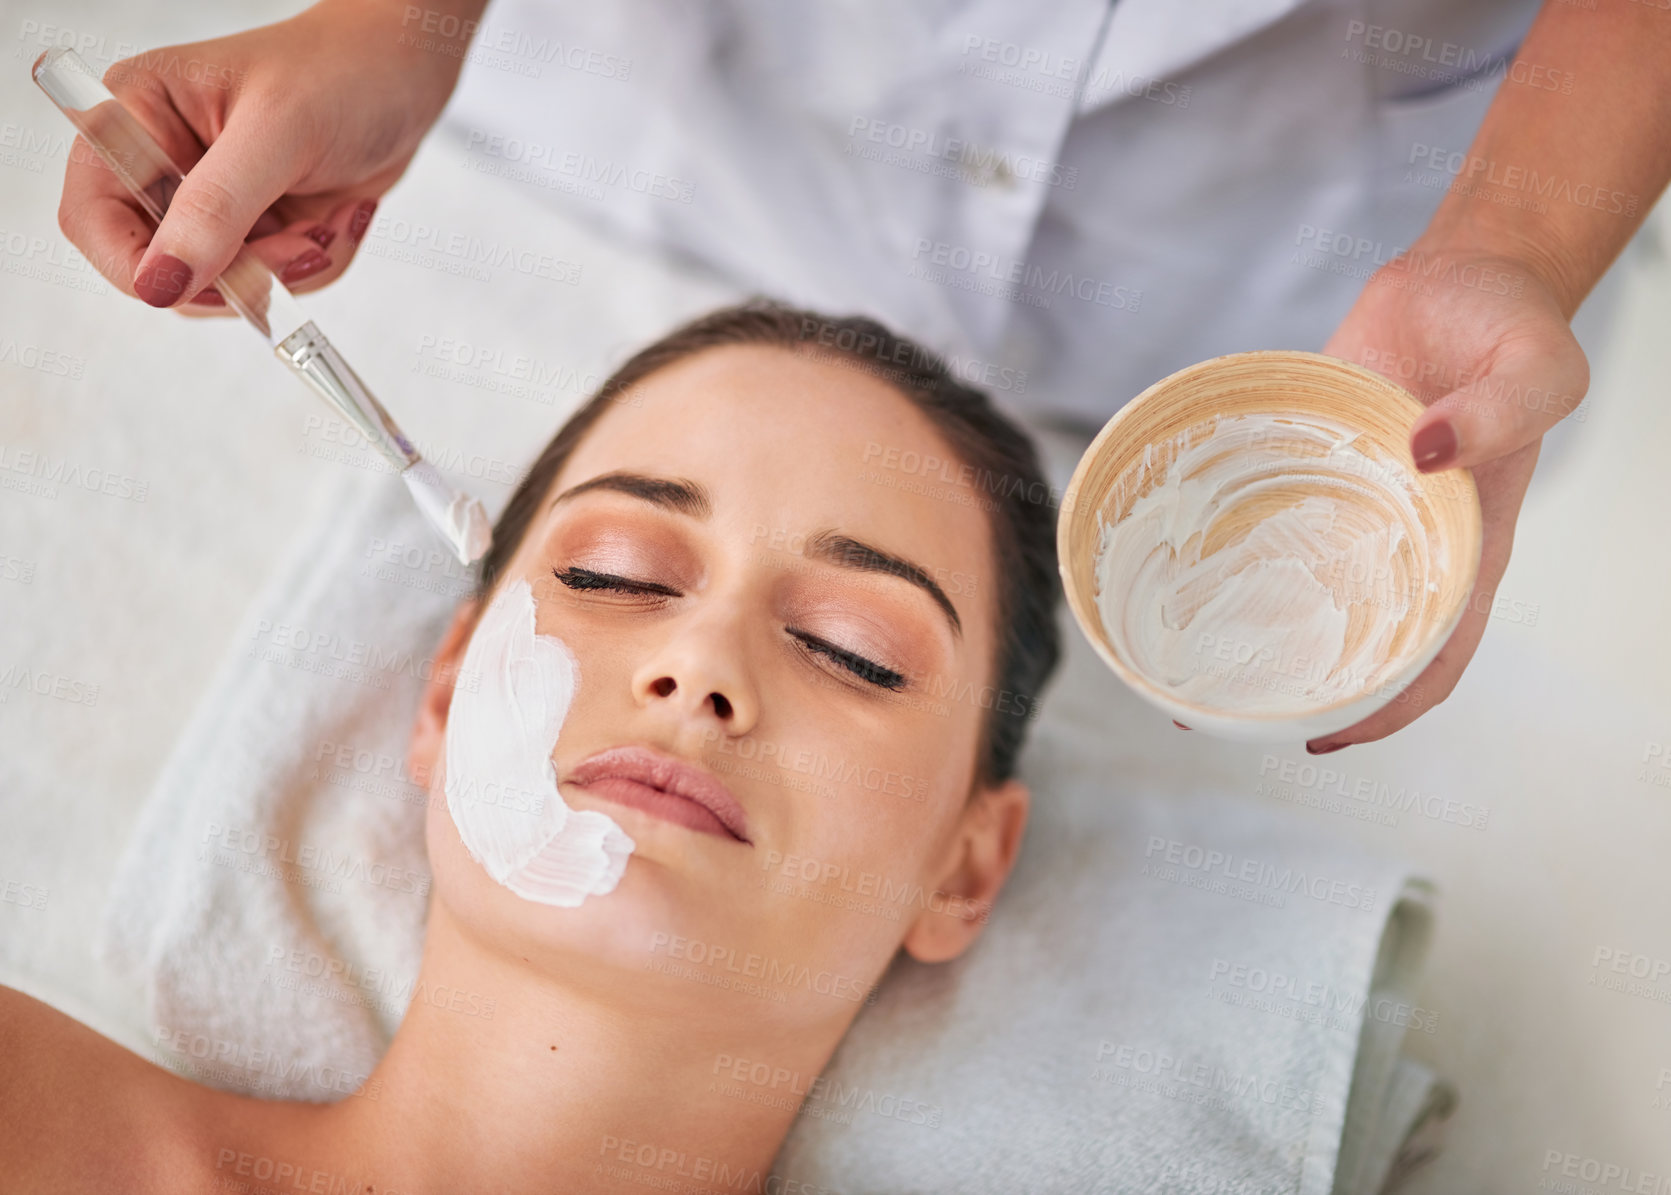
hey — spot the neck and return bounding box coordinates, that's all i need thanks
[310,900,845,1194]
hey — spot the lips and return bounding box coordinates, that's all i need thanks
[565,745,752,844]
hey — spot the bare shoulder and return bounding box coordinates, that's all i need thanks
[0,984,231,1195]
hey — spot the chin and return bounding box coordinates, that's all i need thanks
[424,800,714,979]
[422,798,887,1028]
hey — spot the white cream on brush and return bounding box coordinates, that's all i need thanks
[445,577,634,905]
[1093,413,1443,717]
[402,461,493,565]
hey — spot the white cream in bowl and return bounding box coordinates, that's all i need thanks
[1091,411,1448,722]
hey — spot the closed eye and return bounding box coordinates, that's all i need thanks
[554,567,906,691]
[553,565,681,597]
[788,628,907,691]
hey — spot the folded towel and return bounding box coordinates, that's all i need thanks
[768,746,1452,1195]
[99,450,1452,1192]
[99,466,442,1100]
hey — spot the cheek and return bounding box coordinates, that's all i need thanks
[533,572,652,663]
[837,693,981,812]
[765,713,973,899]
[747,758,968,998]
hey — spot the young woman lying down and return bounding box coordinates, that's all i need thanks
[0,301,1062,1194]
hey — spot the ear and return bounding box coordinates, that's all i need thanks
[900,777,1030,964]
[407,599,480,792]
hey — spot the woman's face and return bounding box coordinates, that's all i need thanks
[410,343,1029,1029]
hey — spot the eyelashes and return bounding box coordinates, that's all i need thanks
[787,630,907,691]
[553,565,679,598]
[551,566,907,691]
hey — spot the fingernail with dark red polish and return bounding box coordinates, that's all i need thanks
[305,224,337,249]
[279,248,330,285]
[190,286,225,307]
[134,253,192,307]
[348,199,377,245]
[1412,419,1458,472]
[1172,720,1191,730]
[1306,742,1347,755]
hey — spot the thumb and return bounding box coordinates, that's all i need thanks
[132,106,309,308]
[1409,321,1589,473]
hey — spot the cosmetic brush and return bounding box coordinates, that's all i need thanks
[32,46,492,565]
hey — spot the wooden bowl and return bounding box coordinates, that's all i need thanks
[1058,350,1482,741]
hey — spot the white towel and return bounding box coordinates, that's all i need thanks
[99,466,443,1100]
[99,452,1452,1193]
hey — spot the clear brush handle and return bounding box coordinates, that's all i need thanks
[30,46,420,473]
[31,46,308,343]
[30,45,494,564]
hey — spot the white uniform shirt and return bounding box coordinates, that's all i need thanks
[442,0,1543,428]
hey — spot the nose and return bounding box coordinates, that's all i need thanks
[630,604,761,737]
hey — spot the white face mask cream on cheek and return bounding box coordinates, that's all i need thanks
[444,576,635,906]
[1092,413,1443,718]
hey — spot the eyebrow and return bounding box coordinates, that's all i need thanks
[550,470,713,519]
[802,530,962,638]
[549,470,963,637]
